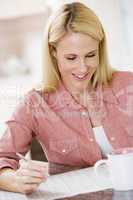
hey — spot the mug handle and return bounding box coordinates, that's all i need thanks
[94,159,109,178]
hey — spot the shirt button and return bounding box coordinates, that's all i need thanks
[89,138,94,142]
[81,111,88,116]
[62,149,66,153]
[110,137,115,141]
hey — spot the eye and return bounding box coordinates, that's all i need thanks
[66,57,76,60]
[86,54,96,58]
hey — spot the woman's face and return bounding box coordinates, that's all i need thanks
[55,32,99,94]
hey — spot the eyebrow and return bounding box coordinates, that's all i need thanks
[64,49,98,56]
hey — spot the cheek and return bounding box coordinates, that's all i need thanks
[88,59,99,73]
[57,59,73,74]
[87,56,99,67]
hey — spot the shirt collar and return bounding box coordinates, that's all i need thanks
[50,80,119,111]
[57,81,82,110]
[102,85,119,104]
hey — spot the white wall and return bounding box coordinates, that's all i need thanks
[0,0,49,18]
[120,0,133,70]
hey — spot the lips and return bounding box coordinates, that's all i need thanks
[72,72,89,80]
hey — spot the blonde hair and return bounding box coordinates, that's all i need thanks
[41,2,116,92]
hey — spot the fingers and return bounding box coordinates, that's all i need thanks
[15,160,49,194]
[17,160,49,182]
[20,175,43,184]
[19,160,48,175]
[17,168,44,179]
[20,183,39,194]
[16,170,45,186]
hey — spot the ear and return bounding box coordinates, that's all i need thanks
[53,50,57,58]
[51,45,57,58]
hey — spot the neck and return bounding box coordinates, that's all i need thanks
[63,84,94,107]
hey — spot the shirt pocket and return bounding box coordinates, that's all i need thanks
[49,138,79,156]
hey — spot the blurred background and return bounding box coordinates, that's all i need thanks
[0,0,133,136]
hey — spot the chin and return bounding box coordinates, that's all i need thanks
[73,82,89,91]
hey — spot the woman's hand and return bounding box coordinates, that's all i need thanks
[0,160,49,194]
[14,159,49,194]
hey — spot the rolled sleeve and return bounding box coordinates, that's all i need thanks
[0,90,37,170]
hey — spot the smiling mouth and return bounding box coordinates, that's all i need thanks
[72,72,89,80]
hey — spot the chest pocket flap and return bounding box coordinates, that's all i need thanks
[49,138,79,155]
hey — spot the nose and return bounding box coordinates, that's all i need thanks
[78,59,88,73]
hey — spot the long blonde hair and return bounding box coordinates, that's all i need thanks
[41,2,116,92]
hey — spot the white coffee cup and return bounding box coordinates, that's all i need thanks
[94,149,133,191]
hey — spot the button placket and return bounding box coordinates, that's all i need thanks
[62,149,66,153]
[81,110,88,117]
[110,136,115,141]
[80,109,96,144]
[89,138,94,142]
[81,110,89,128]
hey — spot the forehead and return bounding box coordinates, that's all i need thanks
[56,32,99,53]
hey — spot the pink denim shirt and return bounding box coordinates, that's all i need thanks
[0,70,133,172]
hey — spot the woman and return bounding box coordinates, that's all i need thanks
[0,1,133,194]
